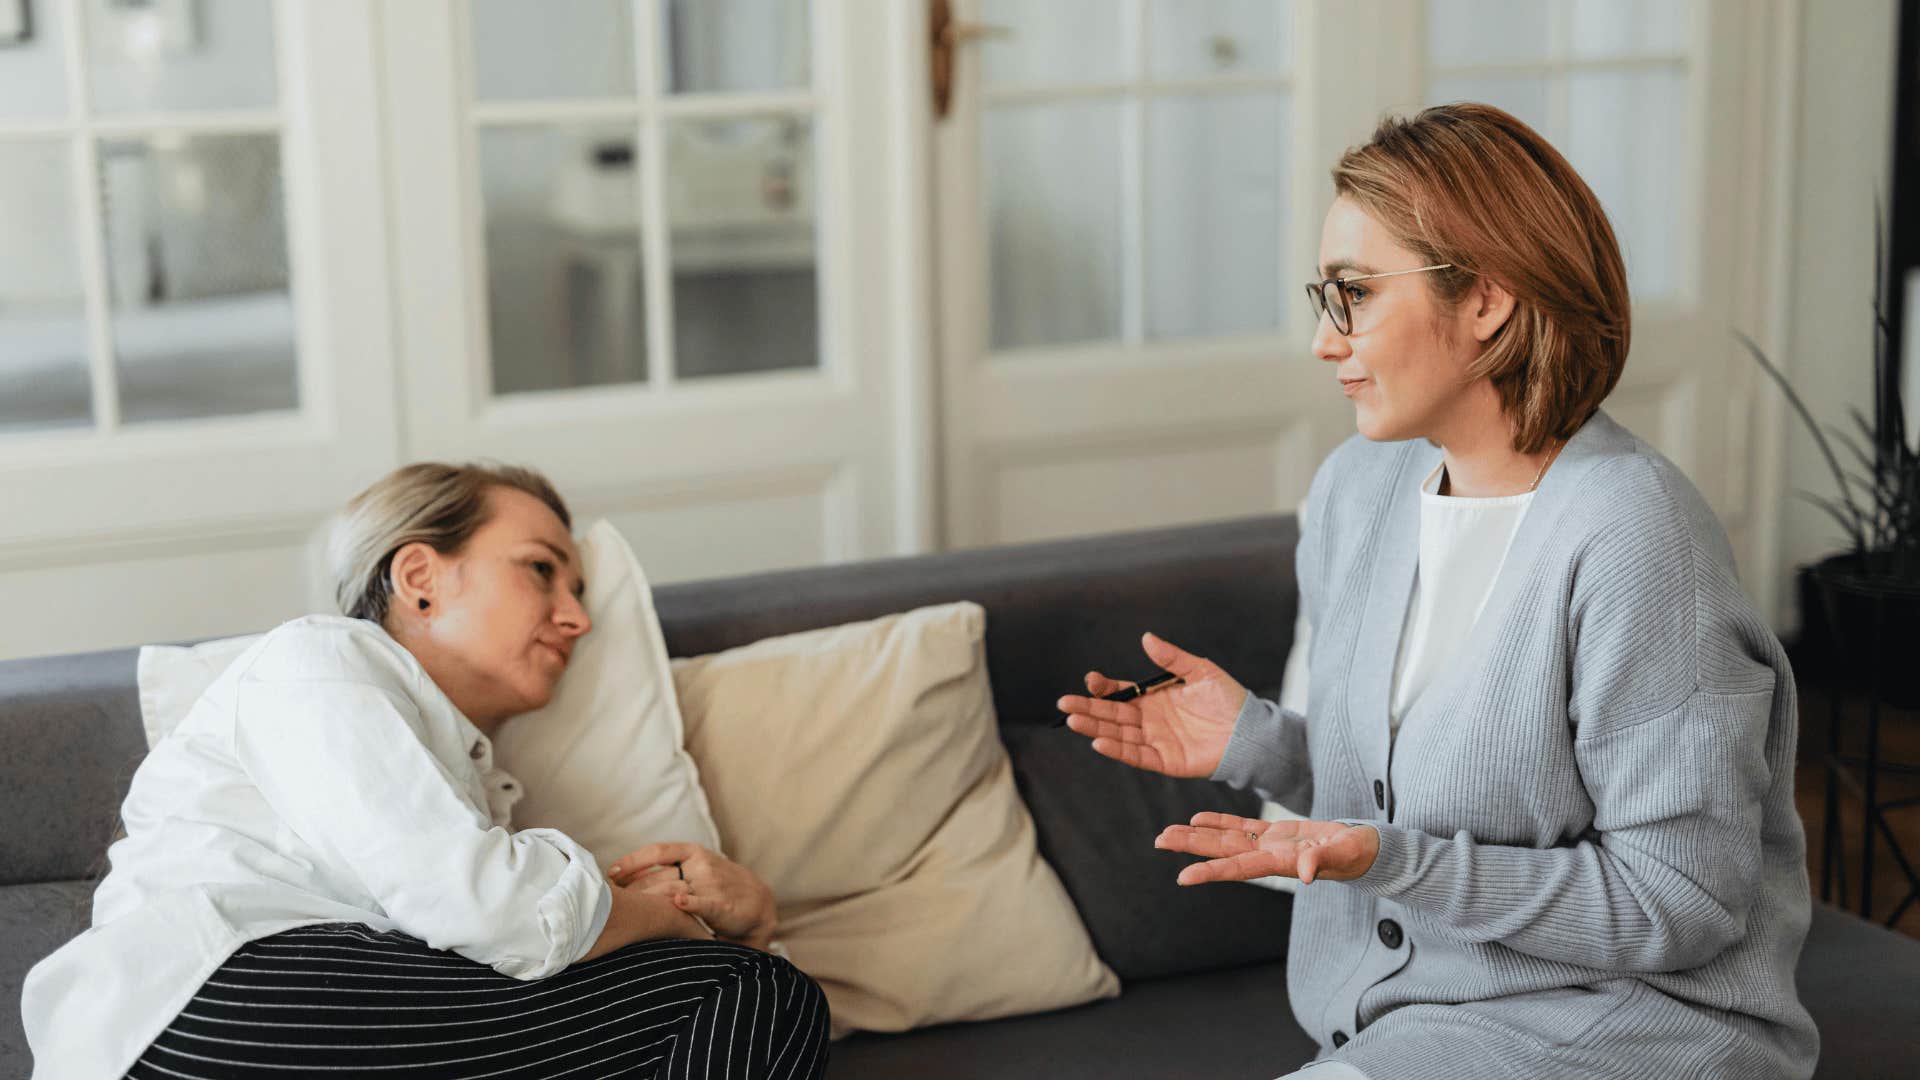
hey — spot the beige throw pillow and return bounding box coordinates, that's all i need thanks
[671,601,1119,1037]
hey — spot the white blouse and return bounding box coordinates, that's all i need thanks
[1266,462,1533,843]
[1387,461,1534,732]
[21,616,613,1079]
[1281,464,1533,725]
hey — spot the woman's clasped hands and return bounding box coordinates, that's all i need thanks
[1055,631,1378,885]
[607,842,778,951]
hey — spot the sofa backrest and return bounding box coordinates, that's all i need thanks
[0,514,1300,978]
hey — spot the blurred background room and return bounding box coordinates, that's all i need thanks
[0,0,1911,690]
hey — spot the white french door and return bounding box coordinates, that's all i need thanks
[930,0,1800,622]
[0,0,403,657]
[934,0,1334,550]
[0,0,1805,662]
[380,0,929,584]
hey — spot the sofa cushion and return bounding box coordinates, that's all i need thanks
[1799,902,1920,1078]
[0,880,95,1077]
[651,516,1302,732]
[829,960,1312,1079]
[0,650,145,885]
[1005,724,1292,981]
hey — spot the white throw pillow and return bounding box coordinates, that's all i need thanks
[135,518,721,867]
[137,633,259,748]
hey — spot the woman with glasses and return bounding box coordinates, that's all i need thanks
[1059,103,1817,1079]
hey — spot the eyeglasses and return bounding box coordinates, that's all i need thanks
[1304,263,1453,335]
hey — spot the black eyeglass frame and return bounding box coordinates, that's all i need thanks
[1304,263,1454,335]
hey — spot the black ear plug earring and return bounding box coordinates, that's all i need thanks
[418,598,430,611]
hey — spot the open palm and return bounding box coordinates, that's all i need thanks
[1056,632,1248,778]
[1156,813,1380,885]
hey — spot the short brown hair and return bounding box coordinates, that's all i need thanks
[1331,102,1630,453]
[328,462,572,626]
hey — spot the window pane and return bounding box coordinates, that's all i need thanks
[1149,0,1291,80]
[86,0,278,113]
[985,100,1124,350]
[979,0,1126,87]
[1567,68,1685,300]
[1569,0,1688,58]
[1426,74,1551,136]
[1147,92,1285,339]
[470,0,635,102]
[667,116,818,378]
[99,133,298,423]
[480,123,647,394]
[663,0,810,95]
[0,140,91,432]
[0,0,70,119]
[1427,0,1553,66]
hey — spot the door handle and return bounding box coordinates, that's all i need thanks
[931,0,1011,120]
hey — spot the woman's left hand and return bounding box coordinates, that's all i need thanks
[608,843,778,951]
[1155,812,1379,885]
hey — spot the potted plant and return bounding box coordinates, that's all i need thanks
[1741,223,1920,708]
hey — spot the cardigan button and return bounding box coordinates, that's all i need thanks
[1377,918,1403,949]
[1372,780,1385,809]
[1331,1031,1349,1048]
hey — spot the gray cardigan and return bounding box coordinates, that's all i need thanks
[1216,410,1819,1079]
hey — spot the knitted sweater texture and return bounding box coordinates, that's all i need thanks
[1215,410,1818,1079]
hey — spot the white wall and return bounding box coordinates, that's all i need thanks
[1773,0,1900,634]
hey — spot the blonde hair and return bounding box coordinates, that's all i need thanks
[329,462,572,626]
[1331,102,1631,453]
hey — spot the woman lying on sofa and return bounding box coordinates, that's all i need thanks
[22,463,829,1079]
[1059,103,1819,1080]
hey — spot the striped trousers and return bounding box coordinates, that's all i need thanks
[127,923,831,1079]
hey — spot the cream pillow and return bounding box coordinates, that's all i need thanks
[671,601,1120,1037]
[491,519,720,861]
[136,519,721,866]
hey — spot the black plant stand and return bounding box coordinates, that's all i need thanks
[1814,568,1920,926]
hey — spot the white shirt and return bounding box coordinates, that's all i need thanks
[1387,461,1534,731]
[1277,464,1532,756]
[21,616,613,1079]
[1254,465,1534,897]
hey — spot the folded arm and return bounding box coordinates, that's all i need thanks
[1346,686,1772,973]
[234,677,616,979]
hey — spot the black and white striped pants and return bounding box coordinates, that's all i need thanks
[127,923,830,1079]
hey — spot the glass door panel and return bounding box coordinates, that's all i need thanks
[466,0,824,393]
[1423,0,1694,302]
[0,140,91,432]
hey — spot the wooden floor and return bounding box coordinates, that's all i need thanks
[1794,683,1920,940]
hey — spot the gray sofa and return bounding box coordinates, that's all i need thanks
[4,515,1918,1078]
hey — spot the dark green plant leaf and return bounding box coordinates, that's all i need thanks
[1740,330,1868,537]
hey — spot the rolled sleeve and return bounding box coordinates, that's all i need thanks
[519,828,614,973]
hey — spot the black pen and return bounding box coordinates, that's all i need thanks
[1103,671,1185,702]
[1058,672,1185,727]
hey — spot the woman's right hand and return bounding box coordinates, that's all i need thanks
[1056,632,1249,779]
